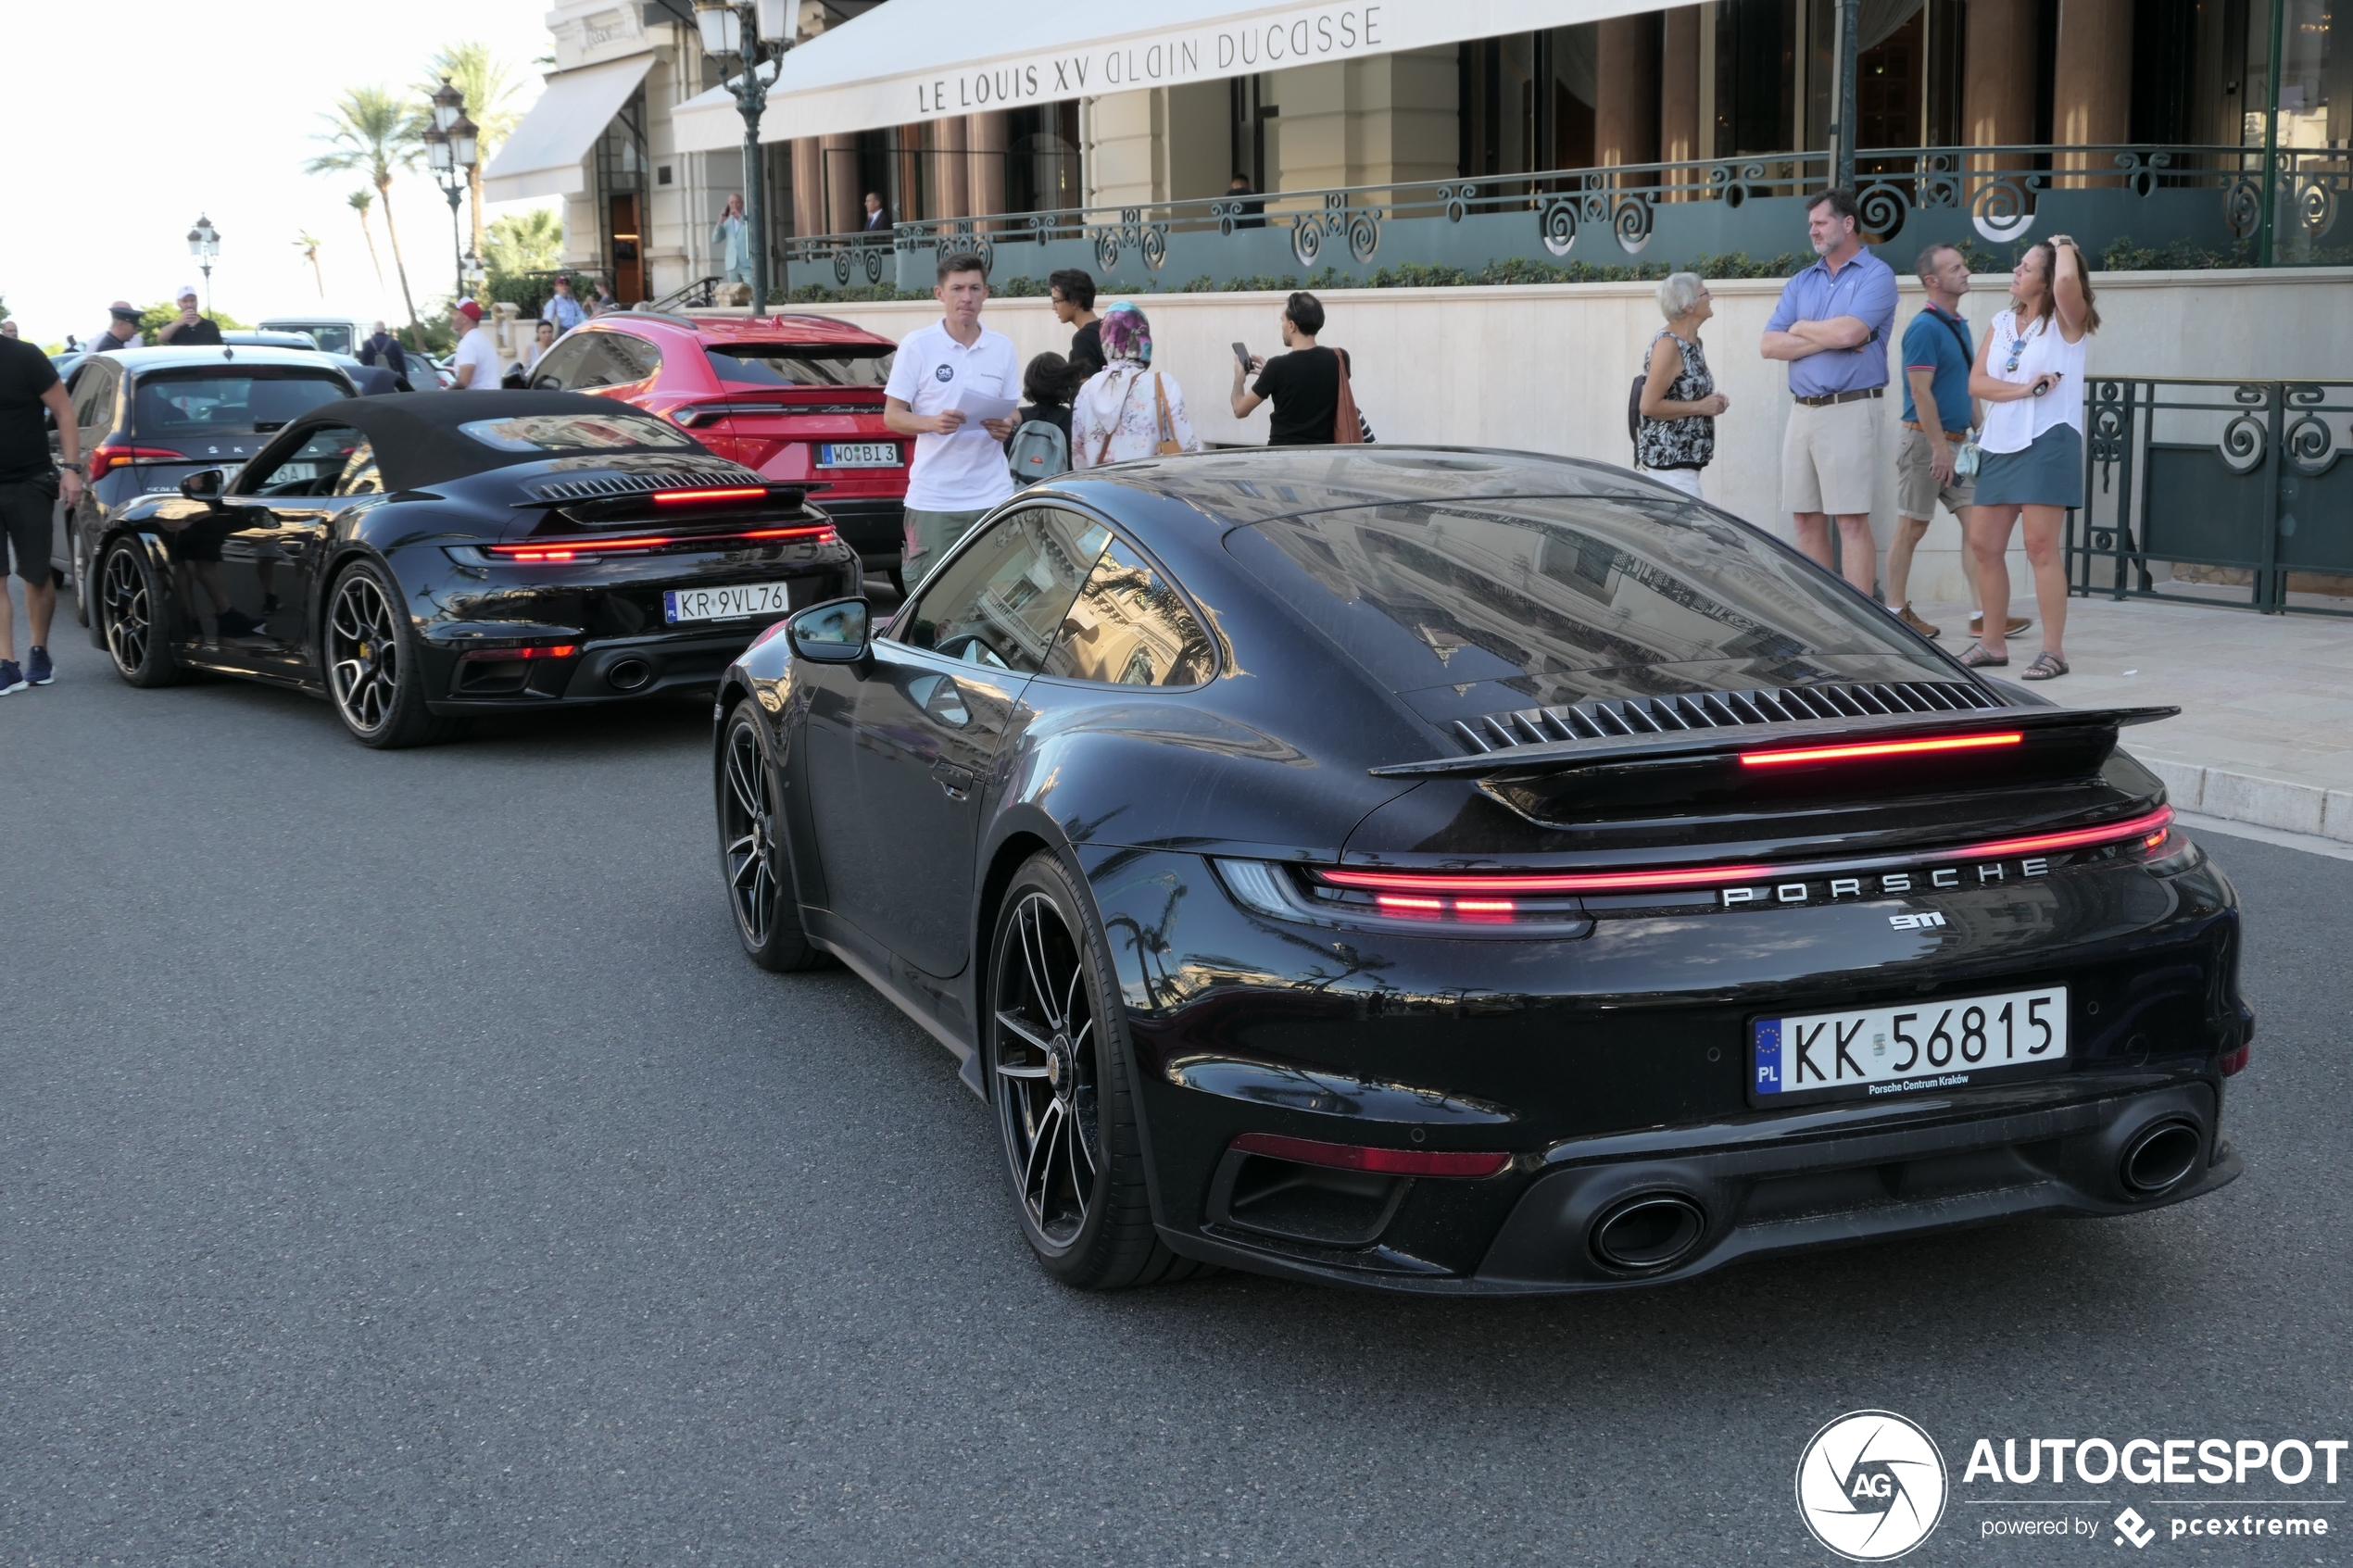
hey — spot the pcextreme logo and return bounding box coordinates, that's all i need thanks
[1795,1410,1951,1562]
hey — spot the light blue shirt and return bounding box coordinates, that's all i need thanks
[1765,249,1899,398]
[541,294,585,332]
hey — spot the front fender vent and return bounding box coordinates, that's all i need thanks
[1453,680,2001,754]
[532,470,756,503]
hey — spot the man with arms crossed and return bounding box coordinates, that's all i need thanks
[1762,189,1899,596]
[1887,244,2026,641]
[884,254,1018,591]
[0,328,83,694]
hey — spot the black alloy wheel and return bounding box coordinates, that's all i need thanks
[717,700,825,972]
[325,559,456,748]
[988,851,1205,1289]
[74,528,94,632]
[99,540,182,687]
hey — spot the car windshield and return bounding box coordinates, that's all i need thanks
[705,345,893,387]
[1228,492,1951,705]
[131,371,349,436]
[458,412,699,452]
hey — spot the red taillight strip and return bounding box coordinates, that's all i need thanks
[89,445,189,479]
[1948,806,2173,860]
[1741,731,2023,767]
[1231,1132,1511,1179]
[650,485,772,505]
[1317,806,2177,898]
[487,523,835,559]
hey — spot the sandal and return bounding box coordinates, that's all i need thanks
[2021,652,2070,681]
[1957,643,2007,668]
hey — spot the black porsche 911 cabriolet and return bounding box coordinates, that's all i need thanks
[87,391,862,746]
[711,447,2250,1294]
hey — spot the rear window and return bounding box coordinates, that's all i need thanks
[1228,495,1947,702]
[132,371,349,436]
[705,345,893,387]
[266,322,354,354]
[458,411,698,452]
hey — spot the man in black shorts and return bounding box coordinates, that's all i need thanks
[0,328,83,695]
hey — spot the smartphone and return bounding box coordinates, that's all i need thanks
[2030,374,2054,397]
[1232,342,1252,371]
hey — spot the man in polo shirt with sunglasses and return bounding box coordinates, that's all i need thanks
[1763,188,1899,596]
[884,253,1019,591]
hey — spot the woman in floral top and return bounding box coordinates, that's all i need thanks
[1635,271,1731,499]
[1071,303,1201,468]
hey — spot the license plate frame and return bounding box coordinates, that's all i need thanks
[817,442,899,468]
[662,581,799,624]
[1748,985,2070,1108]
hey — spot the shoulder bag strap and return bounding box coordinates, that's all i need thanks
[1152,373,1180,454]
[1093,370,1139,466]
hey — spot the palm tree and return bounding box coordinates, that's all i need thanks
[348,190,386,292]
[307,85,422,333]
[417,44,524,260]
[294,231,326,297]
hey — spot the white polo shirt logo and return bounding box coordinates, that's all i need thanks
[935,365,953,381]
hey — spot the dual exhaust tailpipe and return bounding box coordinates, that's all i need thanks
[1590,1192,1709,1273]
[2120,1118,2203,1197]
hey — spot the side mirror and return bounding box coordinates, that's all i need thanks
[179,468,227,504]
[786,596,870,664]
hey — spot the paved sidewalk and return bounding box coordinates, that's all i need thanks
[1909,590,2353,841]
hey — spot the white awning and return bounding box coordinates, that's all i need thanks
[672,0,1662,154]
[484,56,656,203]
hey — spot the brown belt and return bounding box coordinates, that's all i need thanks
[1903,420,1971,442]
[1793,387,1884,408]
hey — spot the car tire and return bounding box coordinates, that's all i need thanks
[717,699,828,972]
[97,539,186,687]
[324,558,459,749]
[988,849,1208,1289]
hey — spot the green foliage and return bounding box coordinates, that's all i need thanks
[780,282,930,304]
[136,300,250,342]
[484,209,563,282]
[991,275,1052,297]
[415,43,523,156]
[307,85,422,187]
[2100,233,2258,270]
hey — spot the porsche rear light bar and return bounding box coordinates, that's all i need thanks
[1740,731,2022,767]
[1230,1133,1511,1179]
[488,522,835,562]
[649,484,771,506]
[1316,806,2177,899]
[90,445,190,479]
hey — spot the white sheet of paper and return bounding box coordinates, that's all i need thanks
[952,387,1019,424]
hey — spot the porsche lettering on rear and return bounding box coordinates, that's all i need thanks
[1721,857,2051,906]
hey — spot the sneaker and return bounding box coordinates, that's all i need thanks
[1895,604,1942,638]
[0,660,24,696]
[1970,611,2033,636]
[27,646,54,685]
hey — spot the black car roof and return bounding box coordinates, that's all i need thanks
[272,390,700,493]
[1052,446,1661,528]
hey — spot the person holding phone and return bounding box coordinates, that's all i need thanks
[155,285,222,346]
[1959,235,2099,680]
[1230,291,1350,446]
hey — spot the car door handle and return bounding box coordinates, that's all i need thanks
[931,760,976,800]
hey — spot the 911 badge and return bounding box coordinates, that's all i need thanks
[1889,911,1946,930]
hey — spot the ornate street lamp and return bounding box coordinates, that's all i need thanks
[462,248,487,296]
[694,0,794,314]
[424,82,481,303]
[187,215,221,313]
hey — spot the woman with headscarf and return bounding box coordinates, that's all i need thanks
[1070,303,1200,468]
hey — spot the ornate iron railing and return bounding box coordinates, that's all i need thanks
[770,143,2347,296]
[2071,377,2353,617]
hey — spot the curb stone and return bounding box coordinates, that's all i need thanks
[2134,752,2353,845]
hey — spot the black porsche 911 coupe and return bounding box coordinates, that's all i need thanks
[711,447,2250,1294]
[87,391,862,746]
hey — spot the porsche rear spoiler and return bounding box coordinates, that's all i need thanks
[1369,704,2179,780]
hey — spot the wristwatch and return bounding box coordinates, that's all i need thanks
[57,461,85,473]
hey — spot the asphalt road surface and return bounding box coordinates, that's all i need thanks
[4,623,2348,1566]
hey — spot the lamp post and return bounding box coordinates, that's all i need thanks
[694,0,793,315]
[186,215,220,313]
[424,81,480,302]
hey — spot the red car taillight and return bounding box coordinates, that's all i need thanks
[89,445,188,480]
[1740,732,2024,768]
[487,523,836,562]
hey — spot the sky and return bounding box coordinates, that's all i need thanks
[2,0,560,346]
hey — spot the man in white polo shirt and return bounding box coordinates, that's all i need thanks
[884,253,1019,590]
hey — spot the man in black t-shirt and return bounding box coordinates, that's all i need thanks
[1229,290,1350,446]
[1051,269,1102,377]
[155,286,224,346]
[0,335,83,694]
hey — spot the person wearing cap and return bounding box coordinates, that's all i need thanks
[92,302,144,354]
[446,299,503,391]
[541,276,585,333]
[156,286,222,346]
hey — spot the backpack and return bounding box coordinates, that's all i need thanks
[1006,418,1070,485]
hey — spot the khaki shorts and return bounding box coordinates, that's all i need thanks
[901,507,991,592]
[1895,425,1976,521]
[1780,395,1882,517]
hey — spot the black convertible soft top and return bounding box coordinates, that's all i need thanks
[283,390,709,492]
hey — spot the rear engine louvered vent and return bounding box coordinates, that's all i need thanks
[1452,681,2002,753]
[533,470,756,502]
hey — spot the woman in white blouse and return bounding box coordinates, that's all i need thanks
[1961,235,2099,681]
[1070,303,1200,468]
